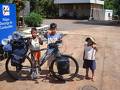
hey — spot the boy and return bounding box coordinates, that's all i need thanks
[44,23,62,45]
[44,23,63,66]
[83,37,98,81]
[30,27,43,62]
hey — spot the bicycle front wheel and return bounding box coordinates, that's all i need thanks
[5,56,32,80]
[49,55,79,81]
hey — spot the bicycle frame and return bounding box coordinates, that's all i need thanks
[30,42,61,68]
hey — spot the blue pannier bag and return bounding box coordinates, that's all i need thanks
[57,56,70,75]
[3,44,12,53]
[0,44,12,61]
[11,48,27,66]
[11,39,27,66]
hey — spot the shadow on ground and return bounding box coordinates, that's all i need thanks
[38,69,66,84]
[0,71,17,82]
[75,74,84,81]
[0,70,66,84]
[0,69,85,84]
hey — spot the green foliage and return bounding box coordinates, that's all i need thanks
[104,0,114,9]
[0,0,11,3]
[113,0,120,16]
[30,0,58,18]
[12,0,27,26]
[24,12,43,27]
[104,0,120,16]
[12,0,26,13]
[0,0,4,3]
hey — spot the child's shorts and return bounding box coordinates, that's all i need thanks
[33,51,41,61]
[83,59,96,70]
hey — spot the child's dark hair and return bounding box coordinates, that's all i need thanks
[85,37,91,42]
[50,23,57,29]
[85,37,96,45]
[31,27,37,33]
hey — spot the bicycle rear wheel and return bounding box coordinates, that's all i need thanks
[49,55,79,81]
[5,56,32,80]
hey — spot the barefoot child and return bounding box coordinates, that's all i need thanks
[30,27,43,62]
[83,37,98,81]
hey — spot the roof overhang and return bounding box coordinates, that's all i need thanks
[54,0,104,5]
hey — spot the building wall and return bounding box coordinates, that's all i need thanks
[90,3,104,20]
[58,3,104,20]
[59,4,91,19]
[104,10,113,20]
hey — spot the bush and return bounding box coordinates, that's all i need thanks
[25,12,43,27]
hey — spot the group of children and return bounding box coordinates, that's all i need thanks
[30,23,98,81]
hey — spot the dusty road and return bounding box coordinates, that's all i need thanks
[0,19,120,90]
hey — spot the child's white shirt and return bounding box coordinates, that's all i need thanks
[84,44,96,60]
[31,37,40,50]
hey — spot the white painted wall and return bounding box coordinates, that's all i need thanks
[54,0,104,5]
[105,10,113,20]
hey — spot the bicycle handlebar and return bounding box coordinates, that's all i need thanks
[48,40,62,49]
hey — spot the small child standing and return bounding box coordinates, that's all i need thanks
[30,27,43,62]
[83,37,98,81]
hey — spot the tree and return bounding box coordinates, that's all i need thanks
[29,0,38,12]
[12,0,27,26]
[30,0,58,18]
[104,0,114,9]
[0,0,9,3]
[113,0,120,17]
[104,0,120,18]
[25,12,43,27]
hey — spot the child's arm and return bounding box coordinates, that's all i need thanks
[83,50,85,60]
[92,44,98,52]
[39,37,43,45]
[58,33,63,43]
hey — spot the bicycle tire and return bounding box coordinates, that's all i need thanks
[5,55,32,80]
[49,55,79,81]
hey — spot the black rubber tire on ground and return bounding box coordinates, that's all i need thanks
[49,55,79,81]
[5,55,32,80]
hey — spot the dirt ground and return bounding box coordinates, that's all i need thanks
[0,19,120,90]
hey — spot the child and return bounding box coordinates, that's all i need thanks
[30,27,43,62]
[83,37,98,81]
[44,23,62,45]
[44,23,63,66]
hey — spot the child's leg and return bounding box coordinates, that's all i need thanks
[83,60,90,79]
[90,60,96,81]
[92,69,95,77]
[91,69,95,81]
[85,68,90,79]
[33,51,41,72]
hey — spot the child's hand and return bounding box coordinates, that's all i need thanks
[92,44,96,48]
[92,44,98,51]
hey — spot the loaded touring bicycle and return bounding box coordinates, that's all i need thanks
[2,32,79,81]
